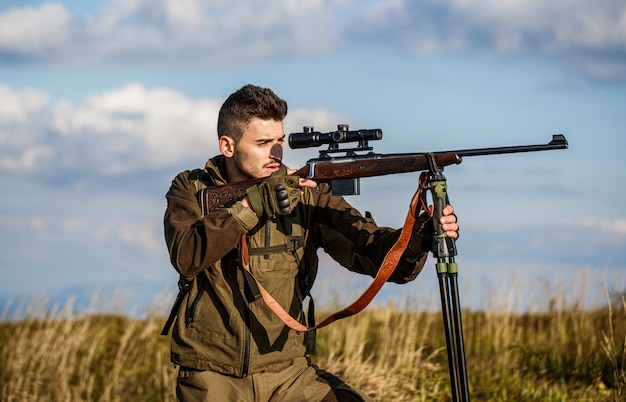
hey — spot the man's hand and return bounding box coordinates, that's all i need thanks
[240,169,318,214]
[287,168,318,189]
[246,174,303,218]
[440,205,459,239]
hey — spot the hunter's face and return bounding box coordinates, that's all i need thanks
[221,117,285,182]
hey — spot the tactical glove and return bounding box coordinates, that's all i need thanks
[246,174,301,218]
[406,211,434,257]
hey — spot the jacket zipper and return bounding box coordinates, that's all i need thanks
[241,295,251,377]
[185,289,203,328]
[242,220,269,375]
[241,234,252,377]
[264,218,271,259]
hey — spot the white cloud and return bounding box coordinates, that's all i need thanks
[0,146,55,172]
[0,84,55,172]
[352,0,626,80]
[50,83,222,175]
[0,214,163,256]
[94,219,163,255]
[572,218,626,236]
[0,1,624,79]
[0,3,71,56]
[0,82,222,175]
[0,82,350,180]
[0,0,340,65]
[0,84,49,124]
[436,0,626,51]
[284,107,350,135]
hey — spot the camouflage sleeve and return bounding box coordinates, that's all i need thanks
[164,171,252,281]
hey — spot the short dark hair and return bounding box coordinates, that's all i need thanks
[217,84,288,141]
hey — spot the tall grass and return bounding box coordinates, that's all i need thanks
[0,296,173,402]
[1,270,624,401]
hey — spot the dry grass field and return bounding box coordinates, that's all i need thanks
[1,270,624,401]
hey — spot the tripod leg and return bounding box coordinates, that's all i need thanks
[438,265,461,402]
[449,269,470,401]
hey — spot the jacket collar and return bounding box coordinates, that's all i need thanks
[204,155,229,185]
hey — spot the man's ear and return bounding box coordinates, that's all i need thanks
[219,135,236,158]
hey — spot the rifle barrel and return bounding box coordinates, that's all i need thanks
[446,134,568,157]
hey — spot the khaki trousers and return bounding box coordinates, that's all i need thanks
[176,357,374,402]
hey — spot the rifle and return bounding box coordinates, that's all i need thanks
[198,124,568,402]
[198,124,568,211]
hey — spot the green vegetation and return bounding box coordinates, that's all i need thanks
[1,274,624,401]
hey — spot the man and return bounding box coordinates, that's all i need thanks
[163,84,458,401]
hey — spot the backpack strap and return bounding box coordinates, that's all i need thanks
[161,277,192,335]
[161,168,216,336]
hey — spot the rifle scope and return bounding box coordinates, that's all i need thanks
[289,125,382,149]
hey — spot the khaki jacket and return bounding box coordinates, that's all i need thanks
[163,155,431,377]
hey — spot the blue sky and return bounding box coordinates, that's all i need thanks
[1,0,625,315]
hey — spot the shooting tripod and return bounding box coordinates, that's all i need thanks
[421,135,569,401]
[424,153,469,401]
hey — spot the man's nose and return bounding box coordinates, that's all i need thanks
[270,143,283,159]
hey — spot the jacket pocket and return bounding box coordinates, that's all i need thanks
[185,284,204,328]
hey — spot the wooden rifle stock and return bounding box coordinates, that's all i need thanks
[198,152,462,214]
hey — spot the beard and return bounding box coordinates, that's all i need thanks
[232,153,255,180]
[232,152,276,180]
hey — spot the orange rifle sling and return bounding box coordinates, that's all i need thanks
[239,173,431,332]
